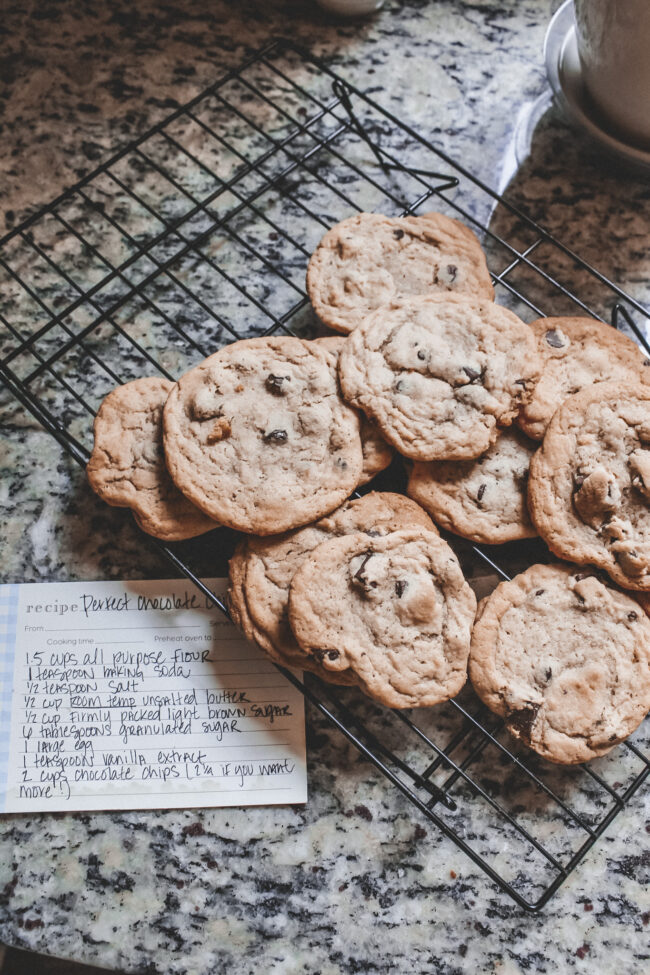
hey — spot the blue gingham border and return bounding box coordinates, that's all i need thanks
[0,585,20,813]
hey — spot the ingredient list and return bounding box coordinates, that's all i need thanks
[0,579,307,812]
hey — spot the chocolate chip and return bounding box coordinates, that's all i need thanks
[446,264,457,281]
[573,572,593,581]
[366,529,381,537]
[265,373,290,395]
[264,429,288,444]
[644,359,650,367]
[463,365,482,382]
[536,589,545,596]
[417,350,427,361]
[545,668,552,681]
[477,483,486,502]
[393,228,405,240]
[628,611,638,621]
[395,580,407,598]
[545,329,565,348]
[395,379,407,393]
[315,649,339,662]
[508,703,540,741]
[336,458,348,470]
[515,378,527,387]
[353,552,377,591]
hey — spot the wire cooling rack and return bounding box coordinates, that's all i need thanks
[1,39,649,912]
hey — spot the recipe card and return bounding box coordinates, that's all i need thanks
[0,579,307,812]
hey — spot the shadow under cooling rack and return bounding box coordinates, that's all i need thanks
[0,38,649,912]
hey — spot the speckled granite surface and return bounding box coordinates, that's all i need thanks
[1,1,649,973]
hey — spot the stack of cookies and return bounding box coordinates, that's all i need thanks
[87,209,650,765]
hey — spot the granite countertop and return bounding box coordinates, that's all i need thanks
[1,1,649,972]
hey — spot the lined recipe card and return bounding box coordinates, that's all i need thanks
[0,578,307,812]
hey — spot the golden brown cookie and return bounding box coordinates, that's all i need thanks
[306,211,494,334]
[87,377,217,541]
[338,293,541,461]
[228,492,436,683]
[469,563,650,764]
[407,427,537,544]
[288,528,476,708]
[163,337,363,535]
[517,316,648,440]
[528,382,650,590]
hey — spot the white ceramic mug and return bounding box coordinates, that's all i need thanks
[574,0,650,145]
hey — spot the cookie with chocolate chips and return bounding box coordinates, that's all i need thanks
[228,492,436,682]
[469,563,650,763]
[87,377,218,540]
[163,337,363,535]
[407,427,537,544]
[306,211,494,335]
[287,528,476,708]
[338,292,541,461]
[314,335,394,484]
[529,382,650,590]
[517,316,649,441]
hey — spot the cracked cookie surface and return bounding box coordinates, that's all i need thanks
[314,335,393,484]
[87,377,218,540]
[163,337,363,535]
[517,316,649,441]
[407,427,537,543]
[469,563,650,763]
[306,211,494,335]
[338,293,540,461]
[228,492,435,682]
[288,527,476,708]
[529,382,650,590]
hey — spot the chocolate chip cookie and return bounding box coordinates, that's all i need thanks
[338,293,540,461]
[529,382,650,590]
[518,316,649,440]
[288,528,476,708]
[407,427,537,544]
[307,211,494,334]
[314,335,393,484]
[87,377,218,540]
[163,337,363,535]
[228,492,435,682]
[469,563,650,763]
